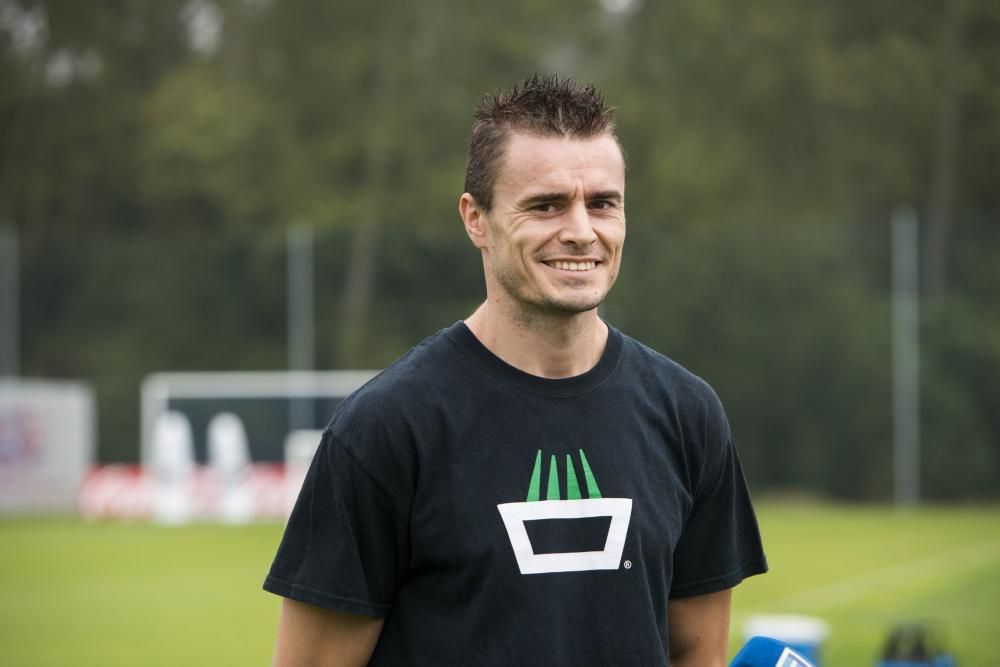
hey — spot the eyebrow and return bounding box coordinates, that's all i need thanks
[517,190,623,208]
[588,190,623,203]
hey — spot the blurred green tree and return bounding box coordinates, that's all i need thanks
[1,0,997,498]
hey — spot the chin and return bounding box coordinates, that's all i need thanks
[538,293,607,315]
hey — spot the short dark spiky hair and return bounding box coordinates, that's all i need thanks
[464,74,621,212]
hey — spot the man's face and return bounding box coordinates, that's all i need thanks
[470,132,626,319]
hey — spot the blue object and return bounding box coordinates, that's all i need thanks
[744,615,829,666]
[784,641,820,664]
[731,636,816,667]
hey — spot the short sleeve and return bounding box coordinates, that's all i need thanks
[669,407,768,598]
[263,430,410,617]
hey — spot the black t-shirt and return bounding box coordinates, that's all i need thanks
[264,321,767,665]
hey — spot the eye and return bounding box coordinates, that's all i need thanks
[531,202,559,213]
[589,199,615,210]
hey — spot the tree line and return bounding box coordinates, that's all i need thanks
[1,0,998,500]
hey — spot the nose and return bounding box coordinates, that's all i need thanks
[558,201,597,247]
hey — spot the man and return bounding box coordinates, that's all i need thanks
[264,75,767,666]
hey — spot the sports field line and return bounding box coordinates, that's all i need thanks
[756,538,1000,614]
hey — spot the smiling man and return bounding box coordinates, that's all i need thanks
[265,75,767,666]
[459,129,626,375]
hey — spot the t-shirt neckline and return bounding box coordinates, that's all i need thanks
[446,320,623,398]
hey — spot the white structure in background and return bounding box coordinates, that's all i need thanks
[0,380,95,514]
[151,411,196,525]
[208,412,253,524]
[140,370,377,466]
[283,429,322,516]
[120,370,377,523]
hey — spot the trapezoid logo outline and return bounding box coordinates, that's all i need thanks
[497,449,633,575]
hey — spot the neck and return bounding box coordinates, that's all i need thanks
[464,300,609,379]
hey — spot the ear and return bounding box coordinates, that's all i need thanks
[459,193,489,249]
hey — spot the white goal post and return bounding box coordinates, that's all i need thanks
[139,370,378,466]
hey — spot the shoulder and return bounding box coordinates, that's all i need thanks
[318,324,466,496]
[348,324,459,398]
[616,330,727,423]
[616,330,737,498]
[326,323,464,446]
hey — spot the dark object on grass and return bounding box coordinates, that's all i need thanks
[876,622,956,667]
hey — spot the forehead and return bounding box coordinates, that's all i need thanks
[495,132,625,199]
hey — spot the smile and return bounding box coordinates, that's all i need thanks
[545,260,598,271]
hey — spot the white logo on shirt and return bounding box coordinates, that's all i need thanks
[497,450,632,575]
[497,498,633,575]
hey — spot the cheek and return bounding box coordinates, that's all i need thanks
[599,222,626,252]
[487,237,530,280]
[493,232,536,263]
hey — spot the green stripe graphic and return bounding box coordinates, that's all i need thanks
[526,450,542,502]
[579,449,602,499]
[546,455,560,500]
[526,450,602,501]
[566,455,582,500]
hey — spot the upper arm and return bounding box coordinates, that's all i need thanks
[667,588,733,667]
[273,598,384,667]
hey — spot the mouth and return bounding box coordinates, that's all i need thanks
[543,260,599,272]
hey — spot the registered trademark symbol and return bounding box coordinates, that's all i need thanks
[623,560,632,569]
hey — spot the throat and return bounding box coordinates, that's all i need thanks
[465,304,608,379]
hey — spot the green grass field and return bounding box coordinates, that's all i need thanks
[2,503,998,666]
[734,503,1000,666]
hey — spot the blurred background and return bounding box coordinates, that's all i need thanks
[1,0,998,665]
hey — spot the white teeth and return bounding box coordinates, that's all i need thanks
[550,261,596,271]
